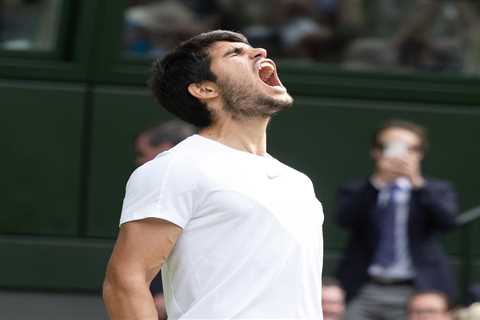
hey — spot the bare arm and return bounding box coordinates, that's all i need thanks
[103,218,182,320]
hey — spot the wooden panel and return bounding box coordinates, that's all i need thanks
[86,86,175,237]
[0,81,85,235]
[0,236,112,290]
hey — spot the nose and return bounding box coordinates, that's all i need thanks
[249,47,267,59]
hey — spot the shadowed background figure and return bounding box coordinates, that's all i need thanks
[407,291,451,320]
[322,277,346,320]
[134,119,196,166]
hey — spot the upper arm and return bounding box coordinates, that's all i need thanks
[106,218,182,284]
[336,181,378,228]
[416,181,458,230]
[336,185,358,227]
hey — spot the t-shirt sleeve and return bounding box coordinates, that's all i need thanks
[119,155,196,228]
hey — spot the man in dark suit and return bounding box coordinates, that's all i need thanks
[336,120,458,320]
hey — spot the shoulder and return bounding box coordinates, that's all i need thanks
[338,179,371,192]
[126,137,202,193]
[424,178,454,188]
[421,178,456,193]
[120,137,205,227]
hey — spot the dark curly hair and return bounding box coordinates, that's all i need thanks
[149,30,249,128]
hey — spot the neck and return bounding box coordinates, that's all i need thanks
[199,116,269,156]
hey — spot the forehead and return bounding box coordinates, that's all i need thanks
[379,127,420,144]
[135,133,148,144]
[208,41,252,58]
[411,294,446,308]
[322,286,343,297]
[135,134,151,148]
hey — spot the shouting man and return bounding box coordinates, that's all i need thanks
[103,30,325,319]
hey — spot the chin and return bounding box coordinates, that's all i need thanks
[258,93,294,116]
[219,77,293,119]
[279,92,294,106]
[272,91,294,107]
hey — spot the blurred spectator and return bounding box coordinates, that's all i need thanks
[343,0,480,73]
[217,0,282,56]
[124,0,219,57]
[134,119,196,166]
[322,277,345,320]
[336,119,458,320]
[407,291,451,320]
[456,1,480,74]
[121,0,480,73]
[277,0,330,59]
[392,0,462,72]
[133,119,195,319]
[153,294,167,320]
[269,0,353,62]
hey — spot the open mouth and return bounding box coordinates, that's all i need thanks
[257,60,282,88]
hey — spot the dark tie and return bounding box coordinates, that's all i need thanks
[372,184,401,268]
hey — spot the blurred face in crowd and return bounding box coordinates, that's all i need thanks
[373,127,424,165]
[322,285,345,320]
[371,127,425,183]
[206,41,293,120]
[153,294,167,320]
[408,293,450,320]
[134,134,172,166]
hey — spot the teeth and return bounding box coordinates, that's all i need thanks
[260,62,274,72]
[259,64,274,81]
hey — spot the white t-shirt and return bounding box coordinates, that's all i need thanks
[120,135,324,320]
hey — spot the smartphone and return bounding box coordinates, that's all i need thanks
[383,142,408,158]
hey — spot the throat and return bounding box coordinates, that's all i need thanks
[199,119,269,156]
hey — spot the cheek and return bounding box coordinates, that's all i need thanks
[235,63,257,83]
[410,154,422,163]
[239,72,256,85]
[221,69,256,88]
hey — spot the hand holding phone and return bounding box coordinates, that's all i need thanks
[383,142,408,158]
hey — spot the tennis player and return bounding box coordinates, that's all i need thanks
[103,30,324,320]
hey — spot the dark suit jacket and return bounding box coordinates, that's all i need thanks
[335,179,458,302]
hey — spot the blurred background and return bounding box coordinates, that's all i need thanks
[0,0,479,319]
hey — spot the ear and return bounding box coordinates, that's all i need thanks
[371,148,381,161]
[153,142,174,153]
[187,81,219,101]
[418,151,425,161]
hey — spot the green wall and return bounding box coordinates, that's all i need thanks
[0,82,85,236]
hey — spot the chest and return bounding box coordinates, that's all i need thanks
[196,165,324,244]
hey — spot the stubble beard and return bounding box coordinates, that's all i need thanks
[218,77,293,120]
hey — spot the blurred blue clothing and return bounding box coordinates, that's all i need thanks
[314,0,337,14]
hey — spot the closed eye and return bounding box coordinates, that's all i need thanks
[224,47,244,57]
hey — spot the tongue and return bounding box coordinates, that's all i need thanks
[266,72,280,87]
[266,74,275,86]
